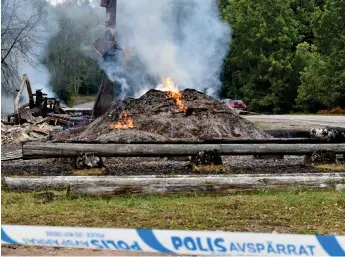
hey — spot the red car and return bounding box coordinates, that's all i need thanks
[222,99,247,111]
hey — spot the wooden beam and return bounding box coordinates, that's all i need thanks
[22,142,345,159]
[51,138,335,144]
[3,173,345,194]
[1,150,23,162]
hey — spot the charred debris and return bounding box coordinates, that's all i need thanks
[2,74,92,143]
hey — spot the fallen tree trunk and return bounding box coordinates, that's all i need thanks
[3,173,345,194]
[22,142,345,159]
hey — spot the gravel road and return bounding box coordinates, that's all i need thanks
[73,102,94,108]
[245,115,345,129]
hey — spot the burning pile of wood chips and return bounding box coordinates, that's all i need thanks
[54,89,270,142]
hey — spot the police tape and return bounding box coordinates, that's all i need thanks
[1,225,345,256]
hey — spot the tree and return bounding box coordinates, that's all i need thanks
[295,43,332,111]
[296,0,345,111]
[43,0,103,102]
[1,0,48,93]
[219,0,345,113]
[222,0,300,113]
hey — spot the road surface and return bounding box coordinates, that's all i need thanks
[73,101,94,108]
[245,115,345,129]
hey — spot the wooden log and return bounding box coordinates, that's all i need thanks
[48,117,73,126]
[22,142,345,159]
[33,117,49,125]
[1,150,23,161]
[3,173,345,194]
[18,108,35,123]
[48,114,90,123]
[51,138,334,144]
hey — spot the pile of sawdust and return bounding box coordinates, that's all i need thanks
[55,89,270,142]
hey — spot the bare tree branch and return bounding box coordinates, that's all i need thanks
[1,0,48,94]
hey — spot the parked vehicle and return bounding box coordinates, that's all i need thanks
[222,99,247,111]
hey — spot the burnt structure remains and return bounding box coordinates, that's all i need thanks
[8,74,64,125]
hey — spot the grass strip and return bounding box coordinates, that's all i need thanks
[2,190,345,234]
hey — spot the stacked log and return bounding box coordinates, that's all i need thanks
[22,142,345,159]
[3,173,345,195]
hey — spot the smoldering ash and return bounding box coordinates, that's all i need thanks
[101,0,232,99]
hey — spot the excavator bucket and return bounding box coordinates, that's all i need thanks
[92,38,117,58]
[92,0,119,119]
[92,73,114,118]
[100,0,109,7]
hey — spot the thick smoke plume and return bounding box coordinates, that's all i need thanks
[1,0,231,115]
[102,0,231,98]
[18,4,60,104]
[1,1,59,115]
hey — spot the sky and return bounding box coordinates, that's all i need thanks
[49,0,98,6]
[50,0,64,5]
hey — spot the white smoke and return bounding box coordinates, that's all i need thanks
[1,95,15,116]
[18,3,60,103]
[101,0,231,98]
[1,1,60,115]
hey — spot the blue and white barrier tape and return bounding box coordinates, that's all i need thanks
[2,225,345,256]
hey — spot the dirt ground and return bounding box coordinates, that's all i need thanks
[1,153,332,177]
[1,246,163,256]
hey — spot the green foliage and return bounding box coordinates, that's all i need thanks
[297,0,345,111]
[43,0,102,103]
[222,0,300,113]
[220,0,345,113]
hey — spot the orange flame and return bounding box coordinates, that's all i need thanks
[110,111,136,129]
[167,91,187,112]
[159,77,187,112]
